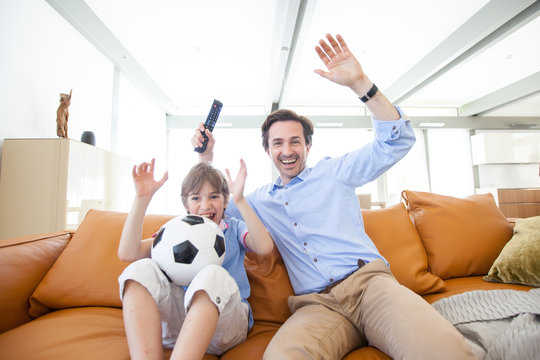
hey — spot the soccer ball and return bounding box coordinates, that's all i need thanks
[151,214,226,286]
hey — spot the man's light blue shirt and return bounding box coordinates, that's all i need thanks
[226,108,415,295]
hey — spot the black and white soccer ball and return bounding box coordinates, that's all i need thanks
[151,214,226,286]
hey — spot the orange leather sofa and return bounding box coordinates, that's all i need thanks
[0,190,532,359]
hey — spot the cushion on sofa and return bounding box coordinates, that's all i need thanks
[402,190,513,280]
[244,246,294,326]
[363,203,446,295]
[29,210,174,317]
[0,232,70,332]
[484,215,540,287]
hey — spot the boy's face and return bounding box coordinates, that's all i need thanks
[266,120,310,185]
[186,181,226,225]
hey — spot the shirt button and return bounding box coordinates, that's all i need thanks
[285,202,289,205]
[313,258,318,262]
[293,222,297,226]
[392,126,396,130]
[330,278,334,282]
[303,242,307,246]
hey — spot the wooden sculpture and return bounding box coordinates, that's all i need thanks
[56,89,72,138]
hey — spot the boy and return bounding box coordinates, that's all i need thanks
[117,158,273,360]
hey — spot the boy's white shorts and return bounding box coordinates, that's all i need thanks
[118,258,249,355]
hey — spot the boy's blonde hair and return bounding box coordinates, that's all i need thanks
[181,162,229,210]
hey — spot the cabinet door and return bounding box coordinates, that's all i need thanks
[0,139,134,239]
[65,140,133,230]
[0,139,62,239]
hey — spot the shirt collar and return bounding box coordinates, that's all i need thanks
[219,219,229,231]
[270,167,311,192]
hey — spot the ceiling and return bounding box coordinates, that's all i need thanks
[47,0,540,128]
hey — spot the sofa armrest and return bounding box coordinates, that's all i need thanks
[0,232,71,333]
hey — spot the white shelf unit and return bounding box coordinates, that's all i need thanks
[0,138,133,239]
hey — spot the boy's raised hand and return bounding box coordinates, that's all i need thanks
[132,158,168,200]
[225,159,247,203]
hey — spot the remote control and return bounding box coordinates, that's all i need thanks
[194,99,223,153]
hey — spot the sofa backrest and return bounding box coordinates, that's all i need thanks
[29,210,174,318]
[363,203,446,295]
[0,232,70,332]
[23,190,515,324]
[402,190,513,280]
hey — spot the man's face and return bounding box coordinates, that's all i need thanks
[266,120,310,185]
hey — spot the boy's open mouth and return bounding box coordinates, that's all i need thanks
[200,213,216,221]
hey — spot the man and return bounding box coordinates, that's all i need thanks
[194,33,474,359]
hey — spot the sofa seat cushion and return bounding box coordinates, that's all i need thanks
[402,191,513,280]
[0,307,129,360]
[221,329,276,360]
[363,203,446,295]
[422,276,533,304]
[0,307,217,360]
[29,210,174,317]
[343,346,391,360]
[221,324,391,360]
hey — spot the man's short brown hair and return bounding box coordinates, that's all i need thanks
[261,109,314,151]
[181,162,229,210]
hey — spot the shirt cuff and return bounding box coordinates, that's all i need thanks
[371,106,411,141]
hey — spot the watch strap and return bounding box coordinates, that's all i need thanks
[359,83,378,103]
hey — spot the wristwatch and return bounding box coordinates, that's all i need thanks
[359,83,378,103]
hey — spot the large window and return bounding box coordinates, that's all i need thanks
[427,129,475,198]
[386,129,430,205]
[165,126,482,214]
[166,128,272,215]
[308,128,380,200]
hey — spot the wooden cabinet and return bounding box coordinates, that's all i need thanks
[497,188,540,218]
[0,138,133,239]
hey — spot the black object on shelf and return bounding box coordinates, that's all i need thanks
[81,131,96,146]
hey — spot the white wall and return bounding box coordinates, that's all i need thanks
[0,0,167,206]
[0,0,113,152]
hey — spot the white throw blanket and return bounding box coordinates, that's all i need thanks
[432,288,540,360]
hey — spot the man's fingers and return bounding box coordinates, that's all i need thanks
[315,46,330,65]
[336,34,349,52]
[326,34,342,53]
[318,39,335,59]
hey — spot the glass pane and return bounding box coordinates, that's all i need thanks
[427,129,474,197]
[386,129,430,205]
[308,128,380,201]
[167,128,272,214]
